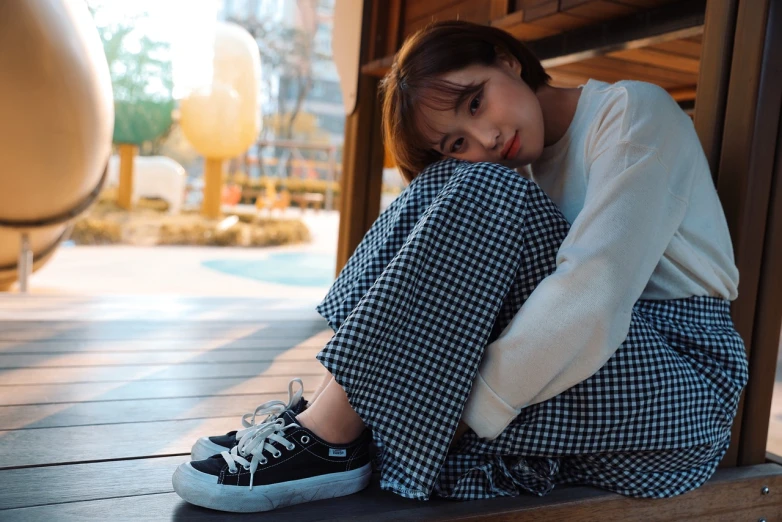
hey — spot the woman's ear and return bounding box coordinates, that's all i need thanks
[495,50,523,76]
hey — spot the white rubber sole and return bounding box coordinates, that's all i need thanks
[191,437,228,461]
[172,461,373,513]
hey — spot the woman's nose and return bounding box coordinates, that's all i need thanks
[478,129,500,150]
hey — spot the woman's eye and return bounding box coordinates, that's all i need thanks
[469,93,482,115]
[451,138,464,153]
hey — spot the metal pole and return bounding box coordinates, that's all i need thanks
[18,232,32,293]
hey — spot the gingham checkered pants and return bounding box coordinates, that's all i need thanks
[316,160,748,501]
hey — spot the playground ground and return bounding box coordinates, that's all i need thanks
[15,209,340,307]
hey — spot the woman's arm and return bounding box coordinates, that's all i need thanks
[461,87,696,439]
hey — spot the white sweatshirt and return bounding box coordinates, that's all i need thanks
[461,79,739,440]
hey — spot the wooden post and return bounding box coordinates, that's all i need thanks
[117,144,137,210]
[335,0,404,274]
[202,157,224,220]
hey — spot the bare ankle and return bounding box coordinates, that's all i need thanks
[296,409,363,445]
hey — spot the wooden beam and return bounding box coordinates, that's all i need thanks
[528,0,705,67]
[693,0,739,175]
[728,0,782,467]
[336,0,388,273]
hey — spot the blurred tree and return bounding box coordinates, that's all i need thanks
[227,0,329,175]
[90,5,175,152]
[88,2,176,209]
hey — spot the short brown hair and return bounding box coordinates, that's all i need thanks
[380,21,550,183]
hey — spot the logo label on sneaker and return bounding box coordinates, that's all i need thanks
[329,448,347,457]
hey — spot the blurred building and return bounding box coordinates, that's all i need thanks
[218,0,345,145]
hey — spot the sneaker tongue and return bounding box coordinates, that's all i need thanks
[280,410,298,426]
[293,398,308,415]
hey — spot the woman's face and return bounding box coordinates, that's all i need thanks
[418,57,545,168]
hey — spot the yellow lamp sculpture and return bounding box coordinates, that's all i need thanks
[180,22,261,219]
[0,0,114,291]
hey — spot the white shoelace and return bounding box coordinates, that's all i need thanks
[221,419,300,490]
[234,378,304,440]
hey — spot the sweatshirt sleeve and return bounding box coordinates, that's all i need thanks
[462,89,694,439]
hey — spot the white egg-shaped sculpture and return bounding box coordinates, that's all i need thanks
[180,21,261,218]
[0,0,114,290]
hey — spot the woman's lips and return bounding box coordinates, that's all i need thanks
[501,132,520,160]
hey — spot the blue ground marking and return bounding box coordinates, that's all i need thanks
[201,252,336,287]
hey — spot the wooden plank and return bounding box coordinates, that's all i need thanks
[336,0,386,276]
[691,0,737,174]
[560,0,637,21]
[0,321,329,341]
[0,392,315,430]
[404,1,500,36]
[0,295,324,322]
[714,0,778,468]
[556,56,698,86]
[612,0,677,7]
[551,61,678,89]
[0,331,333,352]
[526,12,592,31]
[649,38,703,58]
[0,346,322,368]
[491,11,560,41]
[404,0,463,25]
[608,47,701,73]
[2,464,781,521]
[0,456,188,510]
[529,0,705,68]
[514,0,559,22]
[0,375,320,406]
[735,0,782,466]
[0,417,244,468]
[741,107,782,463]
[0,359,325,385]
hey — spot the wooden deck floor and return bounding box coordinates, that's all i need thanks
[0,294,340,520]
[3,295,782,521]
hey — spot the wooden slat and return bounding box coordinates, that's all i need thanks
[0,417,242,468]
[608,48,701,73]
[0,321,329,341]
[0,393,304,430]
[526,12,593,31]
[667,86,698,102]
[0,295,323,322]
[2,464,781,521]
[554,55,698,86]
[0,346,322,368]
[734,0,782,466]
[692,0,738,179]
[560,0,637,21]
[0,375,319,406]
[713,0,778,468]
[649,38,703,58]
[404,0,501,36]
[0,332,333,352]
[491,11,560,40]
[514,0,559,22]
[0,360,325,385]
[530,0,705,68]
[0,456,188,510]
[404,0,462,25]
[612,0,677,7]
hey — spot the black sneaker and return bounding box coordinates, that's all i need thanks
[173,411,373,512]
[191,378,308,461]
